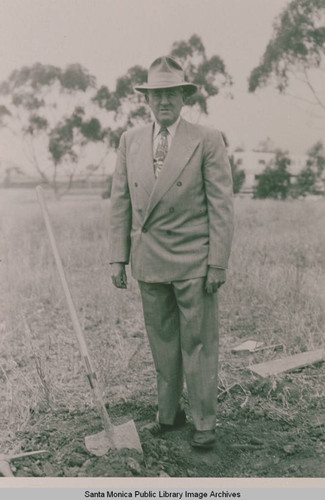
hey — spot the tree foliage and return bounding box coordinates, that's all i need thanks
[0,62,96,107]
[0,63,110,196]
[254,150,291,199]
[170,34,233,116]
[306,140,325,176]
[0,35,233,195]
[93,64,151,139]
[295,140,325,195]
[94,34,233,130]
[248,0,325,111]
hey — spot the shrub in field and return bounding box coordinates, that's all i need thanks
[254,150,291,199]
[101,175,113,199]
[295,141,325,196]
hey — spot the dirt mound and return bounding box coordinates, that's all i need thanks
[5,382,325,478]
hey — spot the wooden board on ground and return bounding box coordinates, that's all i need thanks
[250,348,325,378]
[232,340,283,355]
[232,340,264,353]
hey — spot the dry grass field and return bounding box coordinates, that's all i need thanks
[0,188,324,477]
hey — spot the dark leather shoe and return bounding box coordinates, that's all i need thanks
[142,409,186,435]
[191,429,216,449]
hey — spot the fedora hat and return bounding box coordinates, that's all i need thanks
[134,56,198,96]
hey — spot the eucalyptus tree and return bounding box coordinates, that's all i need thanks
[0,63,110,196]
[249,0,325,115]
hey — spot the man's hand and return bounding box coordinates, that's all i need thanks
[110,263,127,289]
[205,267,226,294]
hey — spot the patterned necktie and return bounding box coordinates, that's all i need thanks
[153,127,169,178]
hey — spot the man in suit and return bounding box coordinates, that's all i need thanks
[109,56,234,449]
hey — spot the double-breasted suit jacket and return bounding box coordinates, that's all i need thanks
[109,118,234,282]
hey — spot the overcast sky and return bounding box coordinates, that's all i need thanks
[0,0,323,157]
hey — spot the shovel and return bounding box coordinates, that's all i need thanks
[36,186,142,456]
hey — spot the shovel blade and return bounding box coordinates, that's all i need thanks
[85,420,142,456]
[0,460,14,477]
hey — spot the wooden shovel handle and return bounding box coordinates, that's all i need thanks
[36,186,92,365]
[36,186,114,442]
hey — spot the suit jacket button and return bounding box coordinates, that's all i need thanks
[142,227,147,233]
[134,182,138,187]
[169,207,175,213]
[176,181,182,187]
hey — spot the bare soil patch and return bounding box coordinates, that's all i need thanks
[7,366,325,478]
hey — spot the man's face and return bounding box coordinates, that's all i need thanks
[147,87,184,127]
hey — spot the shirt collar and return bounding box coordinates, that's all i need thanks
[153,116,181,140]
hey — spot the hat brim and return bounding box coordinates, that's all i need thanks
[134,82,198,97]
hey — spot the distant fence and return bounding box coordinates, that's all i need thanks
[0,175,111,190]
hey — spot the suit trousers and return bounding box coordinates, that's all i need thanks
[138,277,219,431]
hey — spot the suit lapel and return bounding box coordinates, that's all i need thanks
[143,119,199,222]
[132,123,155,195]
